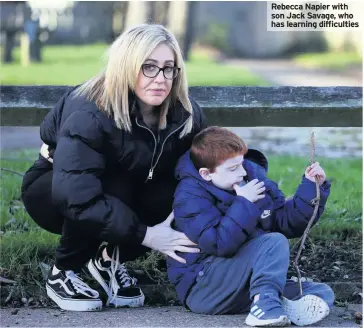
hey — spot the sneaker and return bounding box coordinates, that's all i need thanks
[46,268,102,311]
[245,292,291,327]
[282,295,330,326]
[87,244,145,308]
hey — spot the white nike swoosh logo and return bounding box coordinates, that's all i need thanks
[261,212,271,219]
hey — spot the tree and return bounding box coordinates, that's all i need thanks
[183,2,197,61]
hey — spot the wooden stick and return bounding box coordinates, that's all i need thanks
[292,132,321,296]
[0,276,17,284]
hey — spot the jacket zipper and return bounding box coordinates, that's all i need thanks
[136,117,188,182]
[135,118,158,181]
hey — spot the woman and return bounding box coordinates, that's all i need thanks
[21,24,206,312]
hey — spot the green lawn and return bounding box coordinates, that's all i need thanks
[267,155,362,238]
[1,150,361,238]
[294,51,362,71]
[0,44,268,86]
[0,150,362,303]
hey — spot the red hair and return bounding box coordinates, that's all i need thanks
[191,126,248,172]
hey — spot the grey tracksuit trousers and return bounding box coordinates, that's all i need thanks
[186,233,335,314]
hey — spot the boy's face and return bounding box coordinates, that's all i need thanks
[199,154,247,191]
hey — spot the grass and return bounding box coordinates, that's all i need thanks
[0,44,268,86]
[0,150,362,304]
[2,151,361,236]
[267,155,362,238]
[294,51,362,71]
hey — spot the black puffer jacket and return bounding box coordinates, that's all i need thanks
[40,86,207,245]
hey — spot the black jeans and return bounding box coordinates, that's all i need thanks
[21,157,177,271]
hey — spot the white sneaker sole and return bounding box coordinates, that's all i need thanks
[46,285,102,311]
[245,314,291,327]
[87,260,145,308]
[282,295,330,326]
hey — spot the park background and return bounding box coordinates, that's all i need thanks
[0,0,362,311]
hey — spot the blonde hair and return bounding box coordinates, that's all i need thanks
[75,24,193,138]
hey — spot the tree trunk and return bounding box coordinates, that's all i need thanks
[160,2,170,26]
[125,1,148,28]
[147,1,156,23]
[183,2,197,61]
[167,2,188,52]
[121,2,129,32]
[2,31,16,63]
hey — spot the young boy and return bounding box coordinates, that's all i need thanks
[167,127,334,327]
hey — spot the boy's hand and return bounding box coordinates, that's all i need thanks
[305,162,326,186]
[233,179,265,203]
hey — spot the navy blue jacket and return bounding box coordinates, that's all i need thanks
[167,150,331,304]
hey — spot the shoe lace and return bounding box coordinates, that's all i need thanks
[65,270,99,299]
[107,246,137,306]
[117,263,137,288]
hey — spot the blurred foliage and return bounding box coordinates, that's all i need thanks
[195,23,230,54]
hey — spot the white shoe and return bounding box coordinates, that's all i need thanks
[282,295,330,326]
[245,313,291,327]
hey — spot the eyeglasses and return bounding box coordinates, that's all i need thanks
[141,64,180,80]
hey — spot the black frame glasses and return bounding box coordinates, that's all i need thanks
[141,64,181,80]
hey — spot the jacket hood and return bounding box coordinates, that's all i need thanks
[175,148,269,183]
[175,150,204,182]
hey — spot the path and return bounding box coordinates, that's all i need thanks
[1,305,362,327]
[226,59,362,87]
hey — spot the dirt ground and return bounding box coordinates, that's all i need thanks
[288,236,362,283]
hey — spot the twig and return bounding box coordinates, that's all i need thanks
[309,132,315,165]
[0,168,24,177]
[292,132,320,296]
[0,276,17,284]
[5,286,15,303]
[0,157,33,162]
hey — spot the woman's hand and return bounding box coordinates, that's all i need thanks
[142,211,200,263]
[305,162,326,186]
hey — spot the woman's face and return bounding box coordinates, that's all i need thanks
[135,43,175,109]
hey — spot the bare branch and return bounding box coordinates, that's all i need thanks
[292,132,320,296]
[0,276,17,284]
[1,168,24,177]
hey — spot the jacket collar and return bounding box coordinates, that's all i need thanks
[176,150,263,205]
[129,91,191,134]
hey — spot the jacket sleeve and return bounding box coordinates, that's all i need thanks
[268,176,331,238]
[40,87,75,150]
[174,181,261,257]
[52,110,147,245]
